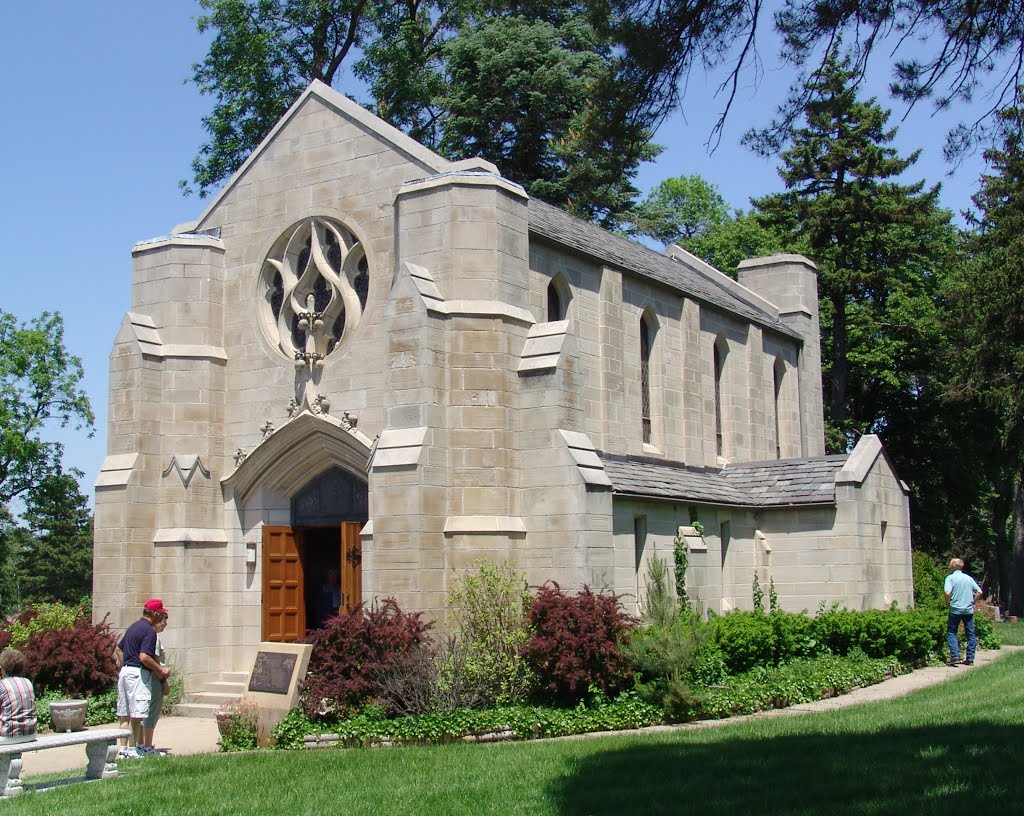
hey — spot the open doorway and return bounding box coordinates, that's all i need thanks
[261,522,363,641]
[303,526,341,629]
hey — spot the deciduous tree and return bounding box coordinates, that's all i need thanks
[0,310,94,507]
[629,174,729,245]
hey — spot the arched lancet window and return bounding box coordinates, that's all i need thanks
[640,315,653,444]
[547,281,563,322]
[713,340,726,457]
[773,359,785,459]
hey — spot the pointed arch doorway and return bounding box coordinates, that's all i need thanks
[262,466,368,642]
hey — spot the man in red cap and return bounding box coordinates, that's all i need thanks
[115,599,173,758]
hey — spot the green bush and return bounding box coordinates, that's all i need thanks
[912,551,948,610]
[4,603,81,647]
[218,701,260,752]
[810,606,861,655]
[447,560,534,705]
[623,612,723,721]
[712,610,778,674]
[768,610,818,662]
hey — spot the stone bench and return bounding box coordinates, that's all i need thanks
[0,728,130,798]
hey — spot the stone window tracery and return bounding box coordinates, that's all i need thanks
[259,217,369,364]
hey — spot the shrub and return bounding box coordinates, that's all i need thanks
[623,612,722,721]
[217,700,259,752]
[810,606,862,655]
[446,560,533,705]
[855,608,936,662]
[23,615,118,697]
[639,555,677,627]
[712,610,778,674]
[525,583,636,706]
[912,551,948,610]
[300,599,432,720]
[768,610,818,662]
[5,603,81,648]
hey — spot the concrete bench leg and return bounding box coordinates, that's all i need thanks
[86,740,119,780]
[0,754,24,798]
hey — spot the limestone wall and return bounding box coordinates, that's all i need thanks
[526,244,812,468]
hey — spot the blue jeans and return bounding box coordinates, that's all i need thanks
[946,612,977,662]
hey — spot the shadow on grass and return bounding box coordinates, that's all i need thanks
[550,722,1018,815]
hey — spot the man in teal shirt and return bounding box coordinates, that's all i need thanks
[944,558,982,666]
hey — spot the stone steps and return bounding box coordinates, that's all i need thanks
[172,672,247,719]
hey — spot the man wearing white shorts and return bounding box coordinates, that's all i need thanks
[116,599,172,758]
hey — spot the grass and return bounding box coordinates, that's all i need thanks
[5,651,1023,815]
[994,619,1024,646]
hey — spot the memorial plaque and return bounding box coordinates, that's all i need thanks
[247,651,298,694]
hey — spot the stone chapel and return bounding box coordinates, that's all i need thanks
[93,80,913,692]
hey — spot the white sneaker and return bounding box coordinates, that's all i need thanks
[117,747,141,760]
[137,746,168,757]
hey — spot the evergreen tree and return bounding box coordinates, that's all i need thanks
[750,53,954,451]
[0,508,27,614]
[951,101,1024,614]
[439,14,660,226]
[17,472,93,606]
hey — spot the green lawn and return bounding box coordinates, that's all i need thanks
[6,651,1023,815]
[995,619,1024,646]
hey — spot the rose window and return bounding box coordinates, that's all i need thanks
[260,217,369,365]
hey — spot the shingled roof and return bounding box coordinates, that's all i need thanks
[527,199,800,340]
[599,452,849,508]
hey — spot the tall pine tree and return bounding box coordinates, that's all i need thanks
[953,101,1024,614]
[750,53,954,452]
[17,472,93,606]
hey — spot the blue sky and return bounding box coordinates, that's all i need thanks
[0,2,989,504]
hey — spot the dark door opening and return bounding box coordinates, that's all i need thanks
[303,526,341,629]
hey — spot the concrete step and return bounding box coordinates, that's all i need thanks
[205,681,247,696]
[186,690,242,708]
[172,672,247,719]
[171,701,221,719]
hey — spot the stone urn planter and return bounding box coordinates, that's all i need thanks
[49,699,89,732]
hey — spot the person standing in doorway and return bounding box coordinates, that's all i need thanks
[944,558,982,666]
[116,599,172,758]
[315,568,342,627]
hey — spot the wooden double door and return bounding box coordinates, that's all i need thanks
[261,522,363,642]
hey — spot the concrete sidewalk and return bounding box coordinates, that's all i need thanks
[21,715,220,778]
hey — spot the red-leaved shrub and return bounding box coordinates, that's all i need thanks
[24,616,119,697]
[300,599,432,720]
[525,583,637,706]
[0,629,10,651]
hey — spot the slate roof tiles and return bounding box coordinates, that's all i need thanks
[599,452,849,508]
[527,199,800,340]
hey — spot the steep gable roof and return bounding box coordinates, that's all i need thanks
[528,199,800,339]
[190,80,451,232]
